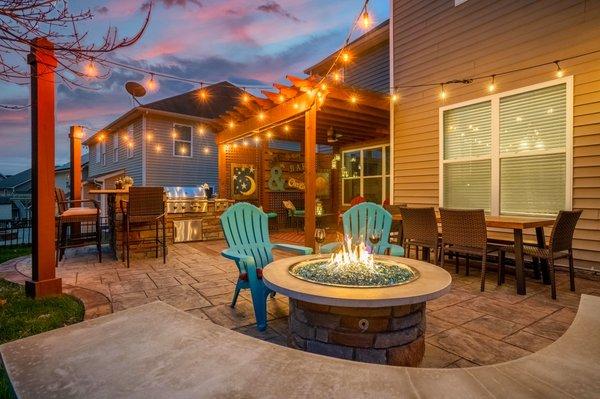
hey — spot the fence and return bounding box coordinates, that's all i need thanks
[0,217,110,247]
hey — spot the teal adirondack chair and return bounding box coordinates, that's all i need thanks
[220,202,313,331]
[321,202,405,256]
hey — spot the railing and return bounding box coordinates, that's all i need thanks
[0,218,32,247]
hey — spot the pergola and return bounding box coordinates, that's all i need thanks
[214,75,390,248]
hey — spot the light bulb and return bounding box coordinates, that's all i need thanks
[360,10,371,29]
[203,147,210,154]
[241,92,250,103]
[341,51,351,63]
[332,72,341,82]
[228,121,235,129]
[258,112,265,120]
[85,60,98,78]
[278,94,285,102]
[487,75,496,93]
[155,145,162,153]
[266,131,273,139]
[283,124,290,132]
[349,95,358,104]
[391,93,398,103]
[146,75,158,92]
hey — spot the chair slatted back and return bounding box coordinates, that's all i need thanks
[55,188,68,214]
[549,210,582,253]
[400,207,438,248]
[440,208,487,249]
[342,202,392,255]
[127,187,165,217]
[221,202,274,270]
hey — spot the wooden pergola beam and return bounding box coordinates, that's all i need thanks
[216,91,313,144]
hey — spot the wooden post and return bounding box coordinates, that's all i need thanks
[218,143,227,198]
[304,105,317,249]
[25,37,62,298]
[69,126,83,202]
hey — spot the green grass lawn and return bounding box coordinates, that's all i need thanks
[0,246,84,398]
[0,246,32,264]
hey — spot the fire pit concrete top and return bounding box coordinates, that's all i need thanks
[263,255,451,307]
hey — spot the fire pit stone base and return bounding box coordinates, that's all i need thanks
[288,299,426,367]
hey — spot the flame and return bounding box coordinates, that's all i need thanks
[327,236,374,272]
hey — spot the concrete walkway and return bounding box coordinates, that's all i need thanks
[1,233,599,367]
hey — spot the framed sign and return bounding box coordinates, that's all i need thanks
[231,163,258,200]
[316,171,331,198]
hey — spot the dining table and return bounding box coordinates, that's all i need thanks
[391,213,555,295]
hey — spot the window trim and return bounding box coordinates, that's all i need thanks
[438,76,573,216]
[126,125,134,159]
[113,133,119,163]
[341,143,391,205]
[100,141,106,166]
[172,123,193,158]
[95,144,100,164]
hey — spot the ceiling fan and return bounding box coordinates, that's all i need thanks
[326,126,342,143]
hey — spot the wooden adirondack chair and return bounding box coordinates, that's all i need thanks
[220,202,313,331]
[321,202,404,256]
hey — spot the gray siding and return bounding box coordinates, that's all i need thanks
[145,115,219,190]
[88,117,143,185]
[344,43,389,93]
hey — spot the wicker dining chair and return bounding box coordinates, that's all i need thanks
[55,188,102,265]
[439,208,503,292]
[400,207,439,265]
[500,210,582,299]
[383,204,407,245]
[120,187,167,268]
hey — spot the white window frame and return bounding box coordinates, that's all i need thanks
[341,144,391,205]
[439,76,573,216]
[126,125,134,159]
[172,123,193,158]
[95,143,100,164]
[100,141,106,166]
[113,133,119,163]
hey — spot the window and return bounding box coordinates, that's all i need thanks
[440,78,572,216]
[126,125,134,158]
[95,144,100,164]
[342,144,391,205]
[100,141,106,166]
[173,124,192,157]
[113,134,119,163]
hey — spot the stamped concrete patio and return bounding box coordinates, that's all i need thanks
[1,232,599,368]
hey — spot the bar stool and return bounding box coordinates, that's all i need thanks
[55,188,101,265]
[120,187,167,268]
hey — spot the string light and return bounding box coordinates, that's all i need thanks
[266,131,273,139]
[127,142,134,149]
[233,142,239,149]
[85,59,98,78]
[332,72,341,82]
[554,61,564,78]
[341,51,351,64]
[360,5,371,30]
[242,139,248,146]
[155,144,162,153]
[487,75,496,93]
[391,93,399,103]
[145,74,158,92]
[241,91,250,103]
[278,94,285,102]
[97,133,105,142]
[283,124,290,133]
[198,83,209,101]
[203,147,210,154]
[198,125,206,135]
[258,112,266,120]
[349,95,358,104]
[146,132,153,141]
[254,135,261,143]
[228,121,235,129]
[439,84,447,100]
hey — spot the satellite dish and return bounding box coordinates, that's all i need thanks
[126,81,147,97]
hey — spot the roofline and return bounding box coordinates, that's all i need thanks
[83,108,141,145]
[304,19,389,75]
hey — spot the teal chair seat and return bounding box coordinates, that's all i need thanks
[221,203,312,331]
[321,202,404,257]
[266,212,278,219]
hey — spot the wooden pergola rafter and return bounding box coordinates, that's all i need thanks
[215,74,390,247]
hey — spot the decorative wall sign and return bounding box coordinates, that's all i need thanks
[231,163,258,200]
[287,177,305,191]
[268,165,285,191]
[316,172,331,198]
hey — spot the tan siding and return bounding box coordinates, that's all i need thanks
[392,0,600,271]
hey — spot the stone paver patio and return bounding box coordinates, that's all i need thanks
[1,232,599,368]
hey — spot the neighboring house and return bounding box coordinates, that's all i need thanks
[305,20,389,93]
[0,196,12,221]
[390,0,600,270]
[83,81,243,192]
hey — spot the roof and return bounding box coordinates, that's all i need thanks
[84,81,243,145]
[0,169,31,189]
[304,19,389,76]
[144,81,243,119]
[55,155,89,172]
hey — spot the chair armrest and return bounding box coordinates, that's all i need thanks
[68,199,99,208]
[220,249,255,265]
[387,244,405,257]
[272,243,313,255]
[320,242,340,254]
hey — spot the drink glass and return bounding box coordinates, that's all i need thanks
[314,228,326,254]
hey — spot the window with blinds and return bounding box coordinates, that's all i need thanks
[441,80,570,216]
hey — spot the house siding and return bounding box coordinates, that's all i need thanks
[87,117,143,185]
[392,0,600,271]
[344,42,389,93]
[145,114,219,190]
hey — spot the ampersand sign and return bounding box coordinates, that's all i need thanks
[268,165,285,191]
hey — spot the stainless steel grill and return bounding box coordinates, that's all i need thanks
[164,186,209,214]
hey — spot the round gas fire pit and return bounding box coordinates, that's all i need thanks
[263,255,451,367]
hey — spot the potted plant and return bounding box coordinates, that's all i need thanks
[116,176,134,190]
[201,182,213,198]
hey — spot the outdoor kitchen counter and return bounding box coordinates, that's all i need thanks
[89,189,233,260]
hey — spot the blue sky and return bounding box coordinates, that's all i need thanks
[0,0,389,175]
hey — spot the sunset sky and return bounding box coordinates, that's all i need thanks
[0,0,388,175]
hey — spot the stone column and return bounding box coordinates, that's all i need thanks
[25,37,62,298]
